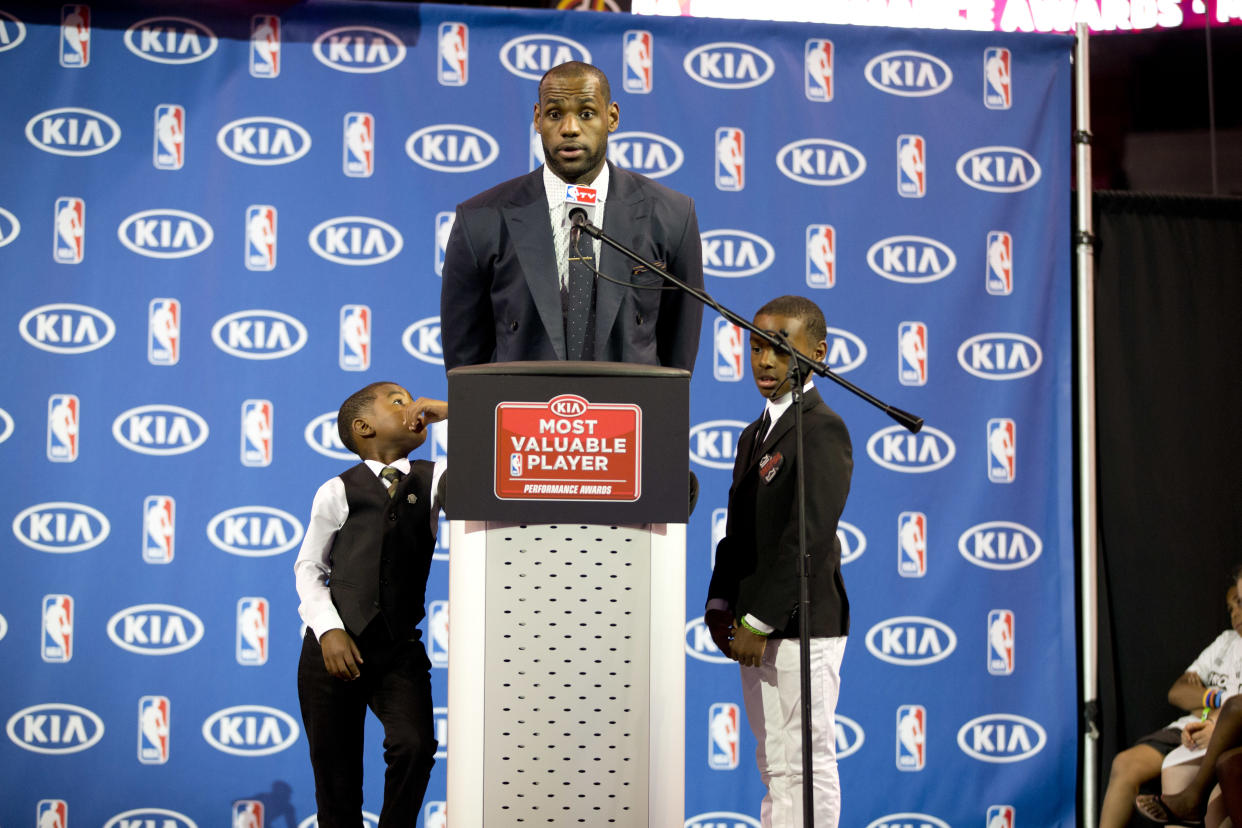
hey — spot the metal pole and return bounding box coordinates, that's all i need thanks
[1074,21,1101,828]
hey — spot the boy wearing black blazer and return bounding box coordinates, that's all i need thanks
[706,296,854,828]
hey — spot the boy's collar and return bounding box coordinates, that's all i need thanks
[363,457,411,475]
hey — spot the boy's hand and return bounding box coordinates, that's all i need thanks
[320,629,363,680]
[730,625,767,668]
[704,608,734,658]
[1183,718,1215,750]
[408,398,447,433]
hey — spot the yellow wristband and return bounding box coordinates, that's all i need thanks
[738,617,769,638]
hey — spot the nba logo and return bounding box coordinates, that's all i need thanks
[245,205,277,271]
[237,597,269,665]
[423,802,447,828]
[241,399,274,467]
[710,507,727,570]
[60,5,90,67]
[438,23,468,86]
[435,212,455,276]
[898,322,928,386]
[143,495,176,564]
[805,39,833,101]
[429,420,449,461]
[984,47,1012,110]
[37,800,68,828]
[897,134,926,198]
[987,418,1016,483]
[988,609,1015,676]
[427,600,449,668]
[622,30,653,94]
[233,801,264,828]
[250,15,280,78]
[47,394,79,462]
[713,318,744,382]
[715,128,744,191]
[42,595,74,662]
[987,805,1016,827]
[529,123,545,172]
[340,305,371,371]
[806,224,835,288]
[896,704,926,771]
[986,231,1013,295]
[434,707,448,759]
[153,104,185,170]
[148,298,181,365]
[897,511,926,578]
[343,112,374,178]
[53,197,84,264]
[138,695,170,764]
[509,452,522,477]
[434,514,450,562]
[707,702,740,770]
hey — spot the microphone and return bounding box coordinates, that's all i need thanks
[568,206,593,247]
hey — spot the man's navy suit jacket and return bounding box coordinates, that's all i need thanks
[439,162,704,372]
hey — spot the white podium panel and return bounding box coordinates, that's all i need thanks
[448,520,685,826]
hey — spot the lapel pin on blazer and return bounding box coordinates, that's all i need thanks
[407,494,418,504]
[759,451,783,483]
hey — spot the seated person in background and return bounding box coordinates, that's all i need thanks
[1098,578,1242,828]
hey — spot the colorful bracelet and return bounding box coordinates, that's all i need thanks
[1204,688,1224,710]
[737,616,770,638]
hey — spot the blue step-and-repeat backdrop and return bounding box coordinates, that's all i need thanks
[0,2,1074,826]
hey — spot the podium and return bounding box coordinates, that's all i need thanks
[445,362,689,827]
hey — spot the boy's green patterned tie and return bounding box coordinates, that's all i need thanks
[379,466,404,497]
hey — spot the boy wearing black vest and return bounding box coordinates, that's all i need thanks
[294,381,447,827]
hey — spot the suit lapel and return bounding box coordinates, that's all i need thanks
[503,170,566,360]
[750,388,823,470]
[593,165,648,357]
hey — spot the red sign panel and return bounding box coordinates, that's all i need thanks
[495,394,641,501]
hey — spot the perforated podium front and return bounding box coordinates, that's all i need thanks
[444,363,689,827]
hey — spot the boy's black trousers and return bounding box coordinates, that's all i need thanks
[297,622,437,827]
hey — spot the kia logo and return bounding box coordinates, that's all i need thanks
[683,42,774,89]
[206,506,304,557]
[309,216,404,266]
[123,16,218,64]
[866,235,957,284]
[312,26,406,73]
[776,138,866,186]
[499,34,591,81]
[211,310,308,360]
[956,146,1042,193]
[864,50,953,96]
[20,303,115,354]
[216,116,311,165]
[26,107,121,157]
[12,502,110,553]
[117,209,214,259]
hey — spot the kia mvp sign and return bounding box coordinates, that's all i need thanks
[494,394,640,502]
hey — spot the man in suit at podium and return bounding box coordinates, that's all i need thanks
[440,61,703,373]
[705,295,854,828]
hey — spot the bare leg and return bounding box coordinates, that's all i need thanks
[1216,746,1242,824]
[1101,744,1164,828]
[1151,698,1242,821]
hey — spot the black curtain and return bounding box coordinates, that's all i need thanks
[1093,192,1242,823]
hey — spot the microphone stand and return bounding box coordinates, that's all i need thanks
[572,214,923,433]
[574,214,923,826]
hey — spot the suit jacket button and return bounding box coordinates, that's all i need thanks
[388,512,397,521]
[635,314,645,326]
[510,320,519,331]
